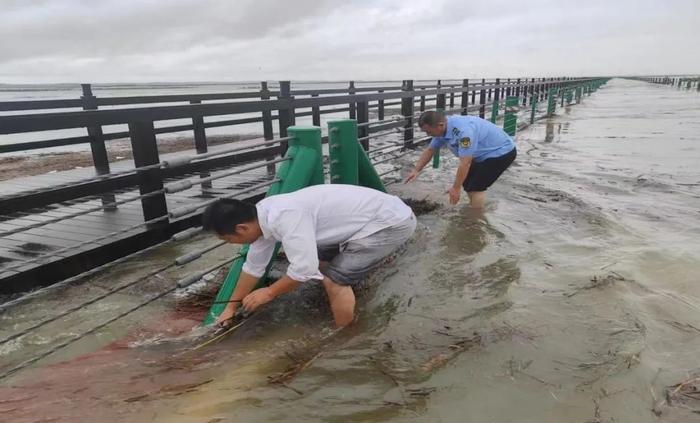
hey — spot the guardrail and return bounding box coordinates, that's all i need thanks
[0,77,606,293]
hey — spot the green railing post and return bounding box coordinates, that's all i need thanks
[328,119,359,185]
[203,126,324,325]
[547,87,557,116]
[503,96,518,136]
[530,94,538,124]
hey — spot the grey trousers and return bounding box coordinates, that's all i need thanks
[318,213,417,286]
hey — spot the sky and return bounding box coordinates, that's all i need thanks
[1,0,698,83]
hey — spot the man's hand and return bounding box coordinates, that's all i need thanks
[404,168,420,183]
[242,287,275,312]
[447,186,461,205]
[215,302,238,326]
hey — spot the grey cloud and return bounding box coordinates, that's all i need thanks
[0,0,698,83]
[1,0,345,60]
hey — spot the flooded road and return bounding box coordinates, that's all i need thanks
[2,78,700,422]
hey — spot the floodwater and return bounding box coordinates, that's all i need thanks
[1,78,700,422]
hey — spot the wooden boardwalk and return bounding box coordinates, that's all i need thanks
[0,142,277,292]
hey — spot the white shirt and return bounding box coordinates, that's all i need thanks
[241,184,412,282]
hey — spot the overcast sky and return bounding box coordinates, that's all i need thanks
[1,0,698,83]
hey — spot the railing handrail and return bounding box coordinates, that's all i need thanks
[0,77,596,136]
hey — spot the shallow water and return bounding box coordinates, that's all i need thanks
[1,78,700,422]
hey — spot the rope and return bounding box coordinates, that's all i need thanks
[0,188,167,238]
[0,284,179,381]
[357,128,400,143]
[356,116,404,128]
[367,142,405,155]
[0,214,169,274]
[186,319,249,352]
[0,262,177,347]
[1,178,277,273]
[0,255,239,381]
[0,238,174,312]
[0,136,291,202]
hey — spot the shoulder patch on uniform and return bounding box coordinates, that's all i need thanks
[451,127,461,137]
[460,137,471,148]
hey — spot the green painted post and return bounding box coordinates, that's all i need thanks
[547,87,557,116]
[503,96,518,136]
[490,99,499,123]
[203,126,324,325]
[530,94,537,124]
[328,119,359,185]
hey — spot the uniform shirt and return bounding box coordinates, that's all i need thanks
[429,115,515,162]
[242,184,413,282]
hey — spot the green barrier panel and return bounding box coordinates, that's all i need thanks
[203,126,324,325]
[503,96,518,136]
[490,99,499,123]
[328,119,386,192]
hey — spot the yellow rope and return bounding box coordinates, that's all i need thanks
[188,319,248,352]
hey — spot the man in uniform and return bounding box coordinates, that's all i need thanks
[405,110,516,208]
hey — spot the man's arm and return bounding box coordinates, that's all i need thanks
[215,236,276,325]
[447,156,473,205]
[215,270,259,324]
[453,155,473,187]
[405,147,435,183]
[241,274,300,312]
[241,209,320,312]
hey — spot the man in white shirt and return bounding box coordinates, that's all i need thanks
[202,184,416,327]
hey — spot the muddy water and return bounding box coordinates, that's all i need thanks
[2,78,700,422]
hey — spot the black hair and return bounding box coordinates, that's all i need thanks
[202,198,258,235]
[418,110,446,127]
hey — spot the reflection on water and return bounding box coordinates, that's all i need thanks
[543,121,570,143]
[545,121,556,143]
[2,78,700,422]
